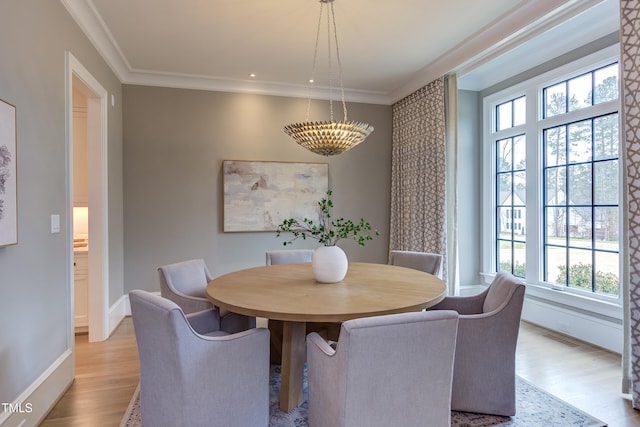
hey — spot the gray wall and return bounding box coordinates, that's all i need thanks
[122,85,392,292]
[457,90,482,286]
[0,0,123,404]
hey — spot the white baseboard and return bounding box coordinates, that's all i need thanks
[121,290,161,317]
[123,293,132,316]
[0,295,139,427]
[459,282,622,353]
[0,350,73,427]
[108,294,128,335]
[522,297,622,353]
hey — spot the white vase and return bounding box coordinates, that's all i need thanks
[312,245,348,283]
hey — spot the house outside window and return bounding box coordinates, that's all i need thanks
[482,46,621,305]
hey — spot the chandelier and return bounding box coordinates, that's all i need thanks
[284,0,374,156]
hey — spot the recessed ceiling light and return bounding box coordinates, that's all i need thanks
[249,73,256,78]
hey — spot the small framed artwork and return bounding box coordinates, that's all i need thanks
[0,98,17,247]
[223,160,329,232]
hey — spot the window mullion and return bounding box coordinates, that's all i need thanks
[591,118,597,293]
[540,100,617,129]
[525,87,539,283]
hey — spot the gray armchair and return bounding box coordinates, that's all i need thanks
[306,310,459,427]
[159,258,255,333]
[389,249,443,278]
[265,249,313,265]
[428,271,526,416]
[129,290,270,427]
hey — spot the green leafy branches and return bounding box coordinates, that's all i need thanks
[556,262,619,296]
[276,190,379,247]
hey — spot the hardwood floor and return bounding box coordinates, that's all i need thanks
[41,318,639,426]
[40,320,139,427]
[516,322,640,426]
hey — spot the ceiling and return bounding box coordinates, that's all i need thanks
[62,0,619,105]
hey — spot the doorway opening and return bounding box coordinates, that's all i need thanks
[72,84,89,334]
[66,52,110,343]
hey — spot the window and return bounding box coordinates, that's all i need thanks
[543,112,619,296]
[483,48,621,303]
[496,130,526,277]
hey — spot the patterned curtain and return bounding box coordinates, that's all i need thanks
[445,75,459,294]
[621,0,640,408]
[390,77,447,281]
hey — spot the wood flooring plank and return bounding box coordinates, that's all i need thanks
[41,317,640,426]
[40,319,139,427]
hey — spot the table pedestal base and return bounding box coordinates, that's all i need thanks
[268,319,284,364]
[279,321,306,412]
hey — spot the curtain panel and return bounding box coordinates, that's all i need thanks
[445,75,459,294]
[390,77,447,281]
[621,0,640,408]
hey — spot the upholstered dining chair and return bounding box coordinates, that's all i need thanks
[159,258,255,334]
[428,271,526,416]
[265,248,314,265]
[129,290,270,427]
[306,310,459,427]
[389,250,444,279]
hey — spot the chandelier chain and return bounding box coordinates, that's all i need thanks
[306,1,325,122]
[327,3,334,122]
[306,0,346,123]
[329,2,348,122]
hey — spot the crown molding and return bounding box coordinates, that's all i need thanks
[453,0,609,79]
[63,0,607,106]
[61,0,392,105]
[123,69,393,105]
[389,0,606,103]
[61,0,130,81]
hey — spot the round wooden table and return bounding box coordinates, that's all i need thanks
[207,262,446,411]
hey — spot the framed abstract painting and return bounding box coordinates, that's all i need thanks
[0,98,16,247]
[223,160,329,232]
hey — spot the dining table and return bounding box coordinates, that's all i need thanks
[206,261,447,412]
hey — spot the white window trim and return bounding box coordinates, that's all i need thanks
[481,44,622,319]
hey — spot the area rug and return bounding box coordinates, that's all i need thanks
[120,365,606,427]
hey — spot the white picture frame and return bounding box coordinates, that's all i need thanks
[0,98,17,247]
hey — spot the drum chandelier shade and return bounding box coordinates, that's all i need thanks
[283,0,374,156]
